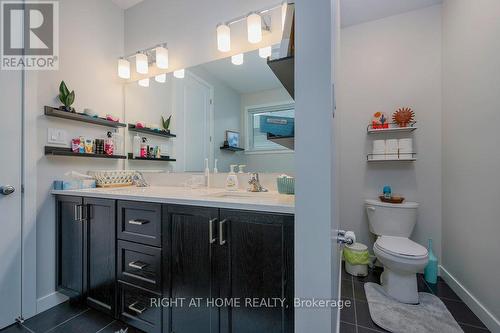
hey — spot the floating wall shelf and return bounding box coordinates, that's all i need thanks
[128,124,176,138]
[127,153,176,162]
[44,106,126,128]
[45,146,126,159]
[367,122,417,134]
[220,146,244,152]
[367,153,417,162]
[267,133,295,150]
[267,56,294,99]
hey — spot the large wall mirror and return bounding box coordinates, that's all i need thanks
[125,45,294,174]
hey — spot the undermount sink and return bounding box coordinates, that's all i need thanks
[207,191,274,199]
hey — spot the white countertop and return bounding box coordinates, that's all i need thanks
[52,186,295,214]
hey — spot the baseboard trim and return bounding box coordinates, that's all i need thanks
[36,291,69,314]
[439,265,500,332]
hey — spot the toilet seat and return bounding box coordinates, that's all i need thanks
[375,236,428,259]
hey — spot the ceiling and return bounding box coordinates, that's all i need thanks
[340,0,442,27]
[199,49,283,95]
[111,0,145,10]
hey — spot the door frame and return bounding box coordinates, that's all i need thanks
[294,0,339,332]
[181,71,215,172]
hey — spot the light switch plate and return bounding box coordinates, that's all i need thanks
[48,128,67,144]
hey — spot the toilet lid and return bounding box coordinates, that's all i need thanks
[375,236,428,257]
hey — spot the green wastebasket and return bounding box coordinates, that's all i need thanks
[343,243,370,277]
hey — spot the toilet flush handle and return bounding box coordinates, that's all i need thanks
[367,206,376,212]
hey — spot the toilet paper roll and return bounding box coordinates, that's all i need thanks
[345,231,356,245]
[385,139,399,156]
[398,138,413,153]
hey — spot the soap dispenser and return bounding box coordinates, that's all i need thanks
[226,165,239,191]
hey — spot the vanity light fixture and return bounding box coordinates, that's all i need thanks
[216,23,231,52]
[138,78,150,87]
[259,46,272,59]
[117,58,130,79]
[155,45,169,69]
[136,52,149,75]
[155,73,166,83]
[173,69,185,79]
[231,53,244,65]
[247,13,262,44]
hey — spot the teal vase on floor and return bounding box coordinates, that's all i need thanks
[424,239,438,284]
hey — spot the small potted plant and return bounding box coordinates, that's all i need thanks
[58,81,75,112]
[161,115,172,134]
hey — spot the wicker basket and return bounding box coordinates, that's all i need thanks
[277,177,295,195]
[88,170,136,188]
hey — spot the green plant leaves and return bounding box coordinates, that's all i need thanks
[58,80,75,108]
[162,115,172,130]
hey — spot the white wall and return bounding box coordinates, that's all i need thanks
[338,6,443,257]
[442,0,500,329]
[240,87,294,173]
[29,0,124,309]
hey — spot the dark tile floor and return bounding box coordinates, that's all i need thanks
[340,263,491,333]
[0,267,491,333]
[0,301,143,333]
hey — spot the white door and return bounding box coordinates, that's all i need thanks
[0,70,23,328]
[182,74,213,172]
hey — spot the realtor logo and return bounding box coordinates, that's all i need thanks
[1,1,59,70]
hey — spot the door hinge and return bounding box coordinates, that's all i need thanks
[15,316,25,324]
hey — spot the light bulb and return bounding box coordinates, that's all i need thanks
[231,53,244,65]
[117,58,130,79]
[136,53,148,74]
[173,69,185,79]
[247,13,262,44]
[216,24,231,52]
[155,46,169,69]
[138,78,150,87]
[155,73,166,83]
[281,2,288,31]
[259,46,272,59]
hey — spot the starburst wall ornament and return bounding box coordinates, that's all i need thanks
[392,107,415,127]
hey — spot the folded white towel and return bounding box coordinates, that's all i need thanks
[399,138,413,153]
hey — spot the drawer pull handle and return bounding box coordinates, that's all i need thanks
[128,261,148,270]
[128,301,146,314]
[219,219,227,246]
[128,219,149,225]
[209,218,218,244]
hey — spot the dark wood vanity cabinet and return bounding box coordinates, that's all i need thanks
[57,196,294,333]
[218,210,294,333]
[56,196,116,316]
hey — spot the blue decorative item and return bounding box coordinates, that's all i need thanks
[383,185,392,199]
[424,239,438,284]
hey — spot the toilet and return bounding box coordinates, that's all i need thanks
[365,199,428,304]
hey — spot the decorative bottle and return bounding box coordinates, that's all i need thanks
[424,239,438,284]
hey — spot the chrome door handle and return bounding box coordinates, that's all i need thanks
[209,218,218,244]
[128,301,146,314]
[0,185,15,196]
[74,205,84,222]
[219,219,227,246]
[128,261,148,270]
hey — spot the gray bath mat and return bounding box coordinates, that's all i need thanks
[364,282,463,333]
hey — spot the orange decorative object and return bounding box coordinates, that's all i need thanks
[392,107,415,127]
[372,112,389,129]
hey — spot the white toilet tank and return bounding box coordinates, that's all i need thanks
[365,199,419,237]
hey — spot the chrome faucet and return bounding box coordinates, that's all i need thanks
[132,171,149,187]
[248,172,268,192]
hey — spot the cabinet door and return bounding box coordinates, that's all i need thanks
[56,195,84,298]
[164,205,219,333]
[84,197,116,316]
[218,210,294,333]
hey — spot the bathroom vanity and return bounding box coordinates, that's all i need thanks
[53,187,294,333]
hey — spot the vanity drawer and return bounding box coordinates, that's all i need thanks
[117,240,162,292]
[118,281,162,333]
[117,201,162,247]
